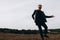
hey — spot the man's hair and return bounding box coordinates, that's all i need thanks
[38,4,42,6]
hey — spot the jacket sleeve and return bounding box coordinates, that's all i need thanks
[45,16,53,18]
[32,10,36,20]
[43,12,53,18]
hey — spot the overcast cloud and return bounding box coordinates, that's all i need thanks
[0,0,60,30]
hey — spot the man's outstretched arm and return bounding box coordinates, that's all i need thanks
[45,15,54,18]
[42,12,54,18]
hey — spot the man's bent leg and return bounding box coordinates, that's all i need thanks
[37,25,44,40]
[42,23,49,38]
[42,23,48,34]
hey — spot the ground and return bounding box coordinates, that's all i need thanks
[0,32,60,40]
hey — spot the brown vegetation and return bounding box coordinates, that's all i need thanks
[0,32,60,40]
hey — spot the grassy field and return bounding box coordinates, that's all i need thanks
[0,32,60,40]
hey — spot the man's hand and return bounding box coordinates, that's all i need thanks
[50,15,54,18]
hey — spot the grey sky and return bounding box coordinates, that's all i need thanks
[0,0,60,30]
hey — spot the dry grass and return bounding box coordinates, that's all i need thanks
[0,32,60,40]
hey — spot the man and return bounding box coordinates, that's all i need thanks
[32,4,54,40]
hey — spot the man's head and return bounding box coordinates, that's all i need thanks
[38,4,42,10]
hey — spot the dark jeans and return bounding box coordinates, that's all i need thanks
[37,22,48,40]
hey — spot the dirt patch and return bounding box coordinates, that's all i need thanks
[0,33,60,40]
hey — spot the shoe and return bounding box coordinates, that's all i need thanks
[41,37,44,40]
[44,35,49,38]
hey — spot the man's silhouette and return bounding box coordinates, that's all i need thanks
[32,4,54,40]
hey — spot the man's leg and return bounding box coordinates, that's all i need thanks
[42,23,49,38]
[37,25,44,40]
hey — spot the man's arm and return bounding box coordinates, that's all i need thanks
[42,12,54,18]
[45,15,54,18]
[32,10,36,20]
